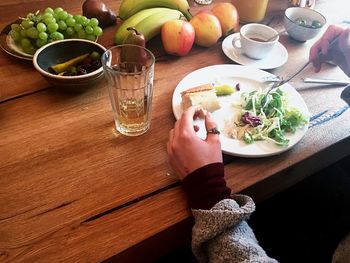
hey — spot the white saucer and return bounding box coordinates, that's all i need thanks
[222,33,288,70]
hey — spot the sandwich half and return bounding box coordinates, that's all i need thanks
[181,84,221,113]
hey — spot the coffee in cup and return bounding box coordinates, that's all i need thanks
[232,23,279,60]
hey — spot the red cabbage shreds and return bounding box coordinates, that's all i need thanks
[235,83,240,91]
[241,112,262,127]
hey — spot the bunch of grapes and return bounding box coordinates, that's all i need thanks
[8,7,103,55]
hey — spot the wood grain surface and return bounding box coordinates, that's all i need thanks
[1,0,350,262]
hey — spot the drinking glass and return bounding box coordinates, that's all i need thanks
[102,44,155,136]
[231,0,269,23]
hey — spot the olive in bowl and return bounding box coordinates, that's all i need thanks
[284,7,326,42]
[33,39,106,91]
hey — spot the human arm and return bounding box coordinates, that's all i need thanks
[167,106,277,263]
[309,24,350,77]
[182,165,277,263]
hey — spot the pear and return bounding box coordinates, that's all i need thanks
[82,0,116,28]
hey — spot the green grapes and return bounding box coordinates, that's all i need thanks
[93,26,103,37]
[47,22,59,33]
[89,18,99,27]
[9,30,21,41]
[26,27,39,39]
[36,22,46,32]
[21,19,34,29]
[11,24,22,32]
[57,11,68,20]
[74,23,83,32]
[50,31,64,40]
[66,17,76,27]
[58,20,67,30]
[38,32,48,40]
[21,38,31,47]
[85,26,94,35]
[9,7,103,55]
[45,7,54,14]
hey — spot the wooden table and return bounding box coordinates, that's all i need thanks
[1,0,349,262]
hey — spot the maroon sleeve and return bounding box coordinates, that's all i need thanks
[182,162,231,210]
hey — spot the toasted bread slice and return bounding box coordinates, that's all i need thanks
[181,84,221,114]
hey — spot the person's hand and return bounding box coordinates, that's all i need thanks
[309,25,350,77]
[167,106,223,180]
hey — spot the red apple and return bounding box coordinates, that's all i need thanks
[161,19,195,56]
[212,3,240,36]
[190,11,222,47]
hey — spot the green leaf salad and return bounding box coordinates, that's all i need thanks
[224,88,309,146]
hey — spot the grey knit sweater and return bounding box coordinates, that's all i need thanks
[191,194,350,263]
[182,163,349,263]
[191,194,277,263]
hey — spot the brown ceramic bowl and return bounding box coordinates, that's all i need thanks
[33,39,106,91]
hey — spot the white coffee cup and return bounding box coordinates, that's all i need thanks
[232,23,279,60]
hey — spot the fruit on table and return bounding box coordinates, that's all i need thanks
[211,3,239,36]
[8,7,103,55]
[215,84,235,96]
[123,27,146,47]
[50,53,89,74]
[50,51,102,75]
[120,44,148,72]
[190,11,222,47]
[82,0,116,28]
[114,7,182,45]
[114,8,163,45]
[161,19,195,56]
[118,0,192,21]
[120,27,148,71]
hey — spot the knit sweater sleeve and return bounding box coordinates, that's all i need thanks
[182,163,277,263]
[191,196,278,263]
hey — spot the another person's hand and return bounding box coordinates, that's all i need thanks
[309,25,350,77]
[167,106,222,180]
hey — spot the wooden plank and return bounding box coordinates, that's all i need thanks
[0,187,190,262]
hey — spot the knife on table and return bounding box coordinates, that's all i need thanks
[303,78,350,85]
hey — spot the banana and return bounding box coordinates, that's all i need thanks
[118,0,192,21]
[134,8,183,42]
[115,8,166,45]
[115,8,183,44]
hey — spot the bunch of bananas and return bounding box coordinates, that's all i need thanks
[115,0,192,45]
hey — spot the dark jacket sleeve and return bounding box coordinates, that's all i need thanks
[182,162,231,210]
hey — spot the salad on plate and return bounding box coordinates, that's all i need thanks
[224,88,309,146]
[224,87,309,146]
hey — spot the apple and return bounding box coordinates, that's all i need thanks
[190,11,222,47]
[212,3,240,36]
[161,19,195,56]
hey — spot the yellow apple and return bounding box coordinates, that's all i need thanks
[190,11,222,47]
[212,3,240,36]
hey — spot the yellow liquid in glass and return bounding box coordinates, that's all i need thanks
[231,0,269,23]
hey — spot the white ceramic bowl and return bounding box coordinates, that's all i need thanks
[33,39,106,92]
[284,7,326,42]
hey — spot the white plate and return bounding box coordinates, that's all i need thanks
[222,33,288,70]
[172,64,309,158]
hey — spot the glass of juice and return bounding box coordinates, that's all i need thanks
[102,44,155,136]
[231,0,269,23]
